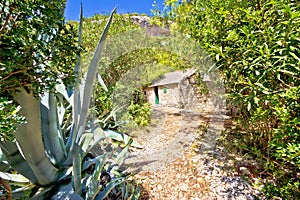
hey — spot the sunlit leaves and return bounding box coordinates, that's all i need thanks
[0,0,78,95]
[162,0,300,198]
[0,97,25,141]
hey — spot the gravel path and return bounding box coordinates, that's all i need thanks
[125,100,266,199]
[125,107,201,172]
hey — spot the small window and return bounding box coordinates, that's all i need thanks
[163,87,167,94]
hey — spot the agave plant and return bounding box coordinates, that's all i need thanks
[0,6,141,199]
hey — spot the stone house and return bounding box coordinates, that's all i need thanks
[144,69,202,108]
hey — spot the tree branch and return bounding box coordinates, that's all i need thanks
[0,69,27,82]
[0,3,15,37]
[0,178,12,200]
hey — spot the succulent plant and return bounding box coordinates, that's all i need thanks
[0,5,141,199]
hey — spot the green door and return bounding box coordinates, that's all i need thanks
[154,86,159,104]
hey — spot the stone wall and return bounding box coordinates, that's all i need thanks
[144,83,180,107]
[144,80,204,109]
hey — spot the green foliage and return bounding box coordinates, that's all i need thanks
[69,13,140,74]
[0,0,78,142]
[0,0,78,94]
[94,85,115,129]
[128,101,151,127]
[0,97,25,141]
[74,13,191,129]
[161,0,300,198]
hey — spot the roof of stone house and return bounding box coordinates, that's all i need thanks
[149,68,196,87]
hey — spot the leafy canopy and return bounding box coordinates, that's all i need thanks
[0,0,78,95]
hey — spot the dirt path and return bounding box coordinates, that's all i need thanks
[125,102,265,199]
[125,106,206,172]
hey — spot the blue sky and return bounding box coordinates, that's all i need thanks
[65,0,164,20]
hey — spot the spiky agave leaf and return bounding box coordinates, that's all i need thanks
[40,92,67,167]
[0,172,29,183]
[0,141,37,183]
[40,182,83,200]
[104,130,142,148]
[86,155,107,200]
[65,7,116,166]
[12,88,60,185]
[74,7,116,144]
[71,2,84,152]
[73,152,82,196]
[79,124,106,154]
[114,139,133,166]
[94,178,125,200]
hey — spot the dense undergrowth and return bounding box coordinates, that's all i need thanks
[157,0,300,198]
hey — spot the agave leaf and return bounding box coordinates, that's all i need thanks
[0,148,7,162]
[30,182,83,200]
[97,73,108,92]
[100,106,122,128]
[86,155,107,200]
[79,133,94,154]
[30,187,53,200]
[0,141,37,183]
[72,2,84,145]
[40,92,67,166]
[129,186,141,200]
[104,130,142,148]
[0,161,10,172]
[0,149,10,172]
[65,8,116,166]
[65,3,84,158]
[87,127,106,152]
[11,186,33,199]
[114,139,133,166]
[56,83,73,106]
[94,178,125,200]
[75,2,83,75]
[56,93,67,126]
[12,88,60,185]
[57,165,73,182]
[92,155,106,182]
[0,172,29,183]
[75,7,116,144]
[73,153,82,196]
[82,155,105,171]
[80,126,106,154]
[123,183,129,199]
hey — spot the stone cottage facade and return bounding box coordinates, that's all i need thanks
[144,69,202,108]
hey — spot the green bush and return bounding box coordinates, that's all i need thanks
[128,101,151,127]
[160,0,300,198]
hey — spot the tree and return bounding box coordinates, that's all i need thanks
[0,0,78,94]
[0,0,78,141]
